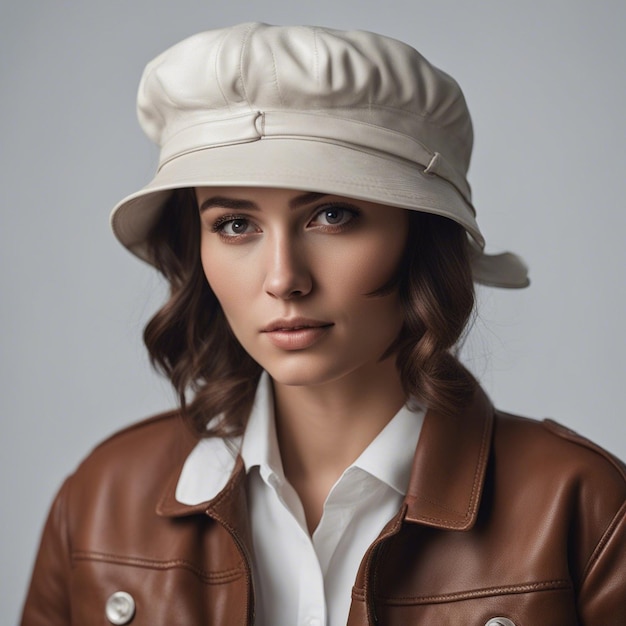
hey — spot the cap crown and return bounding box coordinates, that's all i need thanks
[137,22,474,203]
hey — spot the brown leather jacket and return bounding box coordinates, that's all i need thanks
[22,388,626,625]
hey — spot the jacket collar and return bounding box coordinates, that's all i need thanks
[157,384,494,532]
[156,372,275,516]
[403,385,494,530]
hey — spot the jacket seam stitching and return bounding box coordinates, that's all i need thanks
[541,419,626,480]
[375,579,572,605]
[580,498,626,582]
[408,408,492,524]
[466,408,493,521]
[72,550,243,583]
[203,465,253,619]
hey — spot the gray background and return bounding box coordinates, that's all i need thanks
[2,1,625,622]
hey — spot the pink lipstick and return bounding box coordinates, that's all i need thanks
[261,318,333,350]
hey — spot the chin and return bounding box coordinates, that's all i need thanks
[265,368,333,388]
[261,357,350,389]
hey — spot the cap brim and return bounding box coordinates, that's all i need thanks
[110,138,528,288]
[469,243,530,289]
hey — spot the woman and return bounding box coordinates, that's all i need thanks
[21,23,626,625]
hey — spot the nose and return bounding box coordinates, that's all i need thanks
[263,234,312,300]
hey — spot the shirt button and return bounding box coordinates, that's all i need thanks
[105,591,136,624]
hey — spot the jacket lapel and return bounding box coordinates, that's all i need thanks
[403,385,495,530]
[155,432,244,518]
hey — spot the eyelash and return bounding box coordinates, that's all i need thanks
[209,204,361,240]
[210,214,255,237]
[311,204,360,231]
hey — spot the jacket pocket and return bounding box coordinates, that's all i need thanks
[370,580,579,625]
[70,554,251,625]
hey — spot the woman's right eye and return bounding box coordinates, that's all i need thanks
[212,216,257,238]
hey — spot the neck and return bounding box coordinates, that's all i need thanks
[271,357,406,533]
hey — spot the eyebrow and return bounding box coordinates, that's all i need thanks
[199,191,328,213]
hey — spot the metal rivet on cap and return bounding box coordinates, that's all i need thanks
[485,619,516,626]
[105,591,136,625]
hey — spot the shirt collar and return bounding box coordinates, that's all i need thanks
[175,371,279,506]
[351,401,424,494]
[240,371,425,496]
[240,371,285,481]
[174,430,241,506]
[175,371,426,506]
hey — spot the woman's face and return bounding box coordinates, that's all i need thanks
[196,187,409,388]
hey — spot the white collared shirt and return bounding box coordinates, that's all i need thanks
[176,373,424,625]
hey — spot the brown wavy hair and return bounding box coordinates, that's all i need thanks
[144,188,477,437]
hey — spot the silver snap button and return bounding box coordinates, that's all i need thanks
[105,591,136,624]
[485,619,516,626]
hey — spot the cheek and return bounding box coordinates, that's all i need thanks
[200,242,247,323]
[324,228,407,297]
[200,246,220,299]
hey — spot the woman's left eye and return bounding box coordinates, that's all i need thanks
[310,206,358,228]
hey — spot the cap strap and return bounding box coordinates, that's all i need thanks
[158,110,472,203]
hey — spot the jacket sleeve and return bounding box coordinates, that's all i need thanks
[21,477,73,626]
[577,499,626,625]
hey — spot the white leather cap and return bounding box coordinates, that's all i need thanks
[110,22,528,288]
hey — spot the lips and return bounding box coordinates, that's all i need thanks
[261,318,334,350]
[261,317,333,333]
